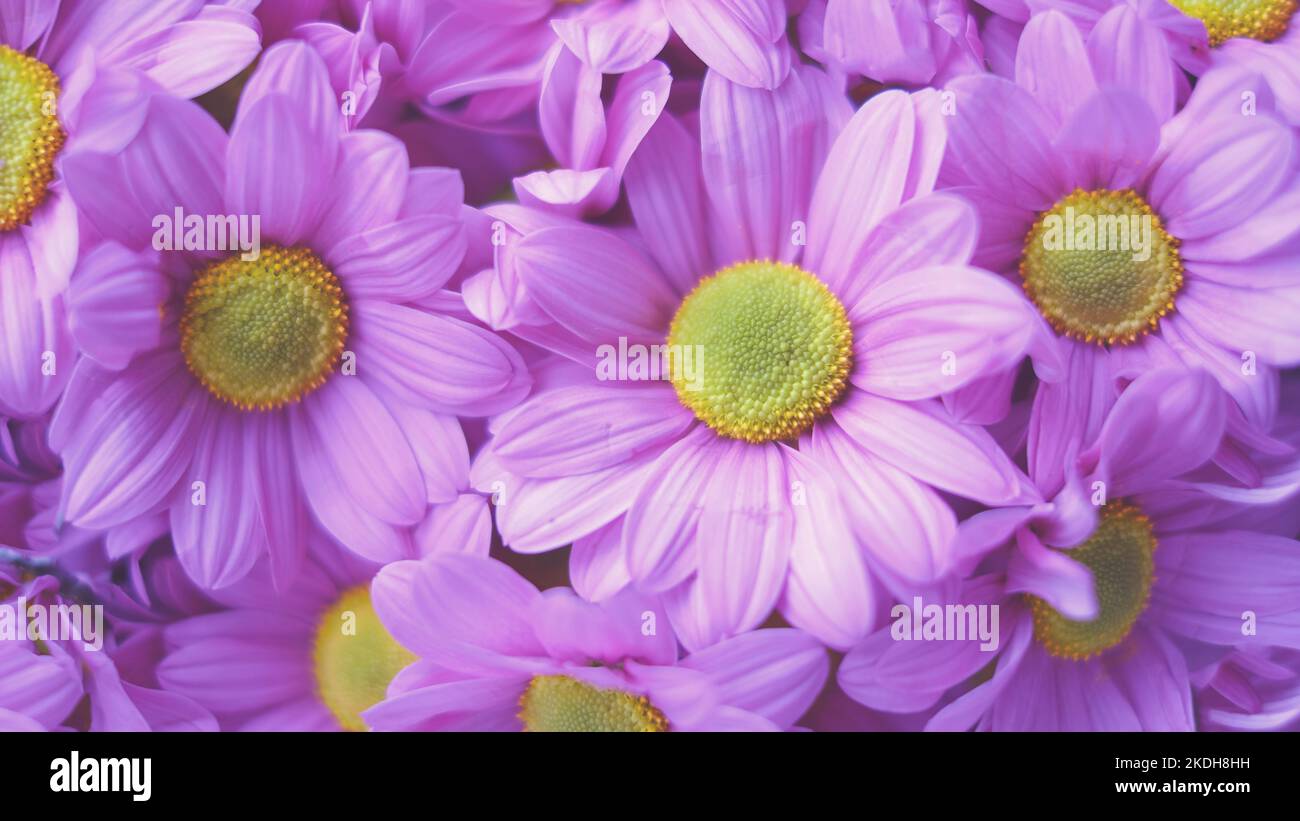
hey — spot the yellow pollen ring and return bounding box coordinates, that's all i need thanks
[518,674,670,732]
[313,585,416,732]
[1028,502,1158,661]
[0,46,65,232]
[1020,188,1184,347]
[180,245,349,411]
[1170,0,1297,46]
[667,259,853,444]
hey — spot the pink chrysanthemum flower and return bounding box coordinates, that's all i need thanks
[468,66,1046,651]
[52,41,530,590]
[363,553,830,732]
[990,0,1300,125]
[156,524,491,732]
[0,546,217,732]
[1,410,226,732]
[0,0,261,418]
[938,11,1300,499]
[838,367,1300,730]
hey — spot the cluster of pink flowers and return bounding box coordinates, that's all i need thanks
[1,0,1299,733]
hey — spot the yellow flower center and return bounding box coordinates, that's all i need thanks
[1028,502,1157,660]
[667,260,853,443]
[519,675,670,732]
[1020,189,1183,346]
[0,46,64,232]
[1170,0,1296,46]
[312,586,416,732]
[180,245,349,411]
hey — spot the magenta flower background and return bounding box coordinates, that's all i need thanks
[0,0,1299,733]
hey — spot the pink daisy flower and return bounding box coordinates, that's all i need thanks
[468,66,1045,651]
[0,551,217,732]
[0,0,261,418]
[991,0,1300,126]
[364,553,830,731]
[155,526,492,732]
[839,367,1300,730]
[52,41,530,589]
[939,11,1300,496]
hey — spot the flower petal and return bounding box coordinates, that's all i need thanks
[850,265,1036,400]
[494,385,695,478]
[663,0,791,89]
[1015,10,1095,126]
[415,494,492,558]
[313,130,410,254]
[681,628,828,727]
[371,555,544,660]
[551,1,670,74]
[1088,367,1228,495]
[941,74,1068,210]
[291,376,425,526]
[352,301,530,416]
[1006,528,1098,620]
[569,518,633,602]
[622,427,724,592]
[225,92,331,246]
[0,235,73,417]
[625,113,712,296]
[490,453,661,553]
[819,89,948,279]
[170,410,264,589]
[1148,111,1295,240]
[805,420,956,585]
[833,392,1032,505]
[60,353,205,529]
[693,440,793,644]
[701,63,847,264]
[1177,278,1300,367]
[512,224,678,353]
[1086,4,1176,121]
[779,447,875,649]
[234,40,339,154]
[1052,89,1161,190]
[0,0,58,51]
[839,577,1005,713]
[827,191,978,311]
[68,243,167,371]
[823,0,938,85]
[245,410,309,589]
[1151,531,1300,650]
[601,60,672,179]
[331,216,465,302]
[538,44,606,170]
[0,639,83,729]
[116,7,262,98]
